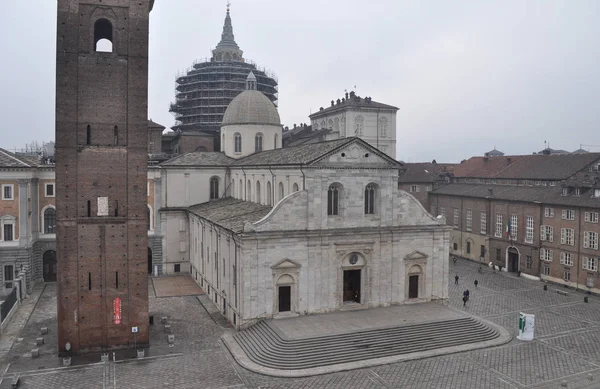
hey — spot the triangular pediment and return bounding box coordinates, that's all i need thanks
[404,250,428,261]
[270,258,302,269]
[311,138,401,168]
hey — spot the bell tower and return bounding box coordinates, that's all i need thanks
[55,0,153,354]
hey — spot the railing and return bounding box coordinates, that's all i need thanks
[1,287,17,323]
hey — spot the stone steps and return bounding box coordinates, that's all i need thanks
[233,317,499,370]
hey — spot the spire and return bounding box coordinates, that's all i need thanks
[212,3,244,62]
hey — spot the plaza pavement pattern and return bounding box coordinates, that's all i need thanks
[0,261,599,388]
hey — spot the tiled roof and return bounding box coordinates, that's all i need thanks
[286,129,332,147]
[230,138,353,166]
[188,198,272,233]
[148,119,165,129]
[282,125,312,139]
[453,153,600,180]
[161,152,234,167]
[310,97,398,118]
[431,183,600,208]
[399,163,453,183]
[0,148,35,168]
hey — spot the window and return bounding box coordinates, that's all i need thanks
[453,243,458,251]
[510,214,518,240]
[495,214,502,237]
[266,182,272,206]
[278,182,284,200]
[562,209,575,220]
[354,116,364,135]
[410,185,419,193]
[426,186,432,192]
[440,207,446,219]
[561,228,575,246]
[255,133,263,152]
[45,183,55,197]
[466,209,472,232]
[564,270,571,281]
[496,248,501,262]
[293,183,299,192]
[526,255,532,269]
[246,180,251,201]
[525,216,534,243]
[466,241,471,254]
[2,185,13,200]
[544,207,554,218]
[174,264,181,273]
[364,184,376,214]
[256,181,261,204]
[234,133,242,153]
[543,265,550,276]
[585,212,599,223]
[595,189,600,198]
[562,187,569,196]
[327,184,340,216]
[560,252,573,266]
[480,212,487,234]
[209,177,219,200]
[94,19,113,52]
[540,248,553,262]
[2,223,13,241]
[4,265,14,289]
[575,188,581,196]
[114,126,118,145]
[480,245,485,258]
[584,231,599,250]
[44,208,56,234]
[583,257,598,272]
[541,225,553,242]
[147,206,152,231]
[87,200,91,217]
[86,125,91,145]
[274,134,278,149]
[378,117,388,137]
[453,208,459,228]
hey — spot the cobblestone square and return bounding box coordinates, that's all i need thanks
[1,259,600,388]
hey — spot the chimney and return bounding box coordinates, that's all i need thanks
[331,100,334,107]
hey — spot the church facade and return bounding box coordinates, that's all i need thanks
[158,77,450,329]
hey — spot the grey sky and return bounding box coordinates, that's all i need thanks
[2,1,600,162]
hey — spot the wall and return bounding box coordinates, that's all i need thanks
[222,124,282,158]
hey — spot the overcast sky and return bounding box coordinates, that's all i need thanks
[2,1,600,162]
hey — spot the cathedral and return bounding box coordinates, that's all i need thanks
[159,75,451,329]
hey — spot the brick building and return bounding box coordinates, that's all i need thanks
[398,162,454,210]
[55,0,153,354]
[429,153,600,294]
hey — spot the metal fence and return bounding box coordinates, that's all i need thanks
[1,287,17,323]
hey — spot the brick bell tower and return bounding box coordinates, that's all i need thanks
[55,0,153,354]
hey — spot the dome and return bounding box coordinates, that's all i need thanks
[222,90,281,126]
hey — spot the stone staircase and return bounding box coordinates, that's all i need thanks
[233,317,500,370]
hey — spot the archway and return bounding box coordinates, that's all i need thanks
[507,246,520,272]
[148,247,153,275]
[43,250,57,282]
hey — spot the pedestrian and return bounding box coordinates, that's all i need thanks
[465,289,470,300]
[474,280,478,288]
[455,275,459,285]
[462,295,468,306]
[478,265,482,273]
[453,257,457,265]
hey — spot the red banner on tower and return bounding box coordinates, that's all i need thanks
[113,297,122,325]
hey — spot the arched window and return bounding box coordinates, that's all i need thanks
[334,117,340,132]
[379,117,388,138]
[210,177,219,200]
[256,181,261,204]
[87,200,91,217]
[274,134,278,149]
[328,119,334,129]
[86,125,91,145]
[222,134,225,152]
[279,182,284,200]
[44,207,56,234]
[147,206,152,231]
[231,180,235,198]
[114,126,118,145]
[255,133,263,152]
[266,182,272,206]
[364,184,377,214]
[293,183,299,192]
[94,19,113,52]
[247,180,251,201]
[239,179,243,198]
[234,133,242,153]
[354,116,364,135]
[114,200,119,217]
[328,184,341,216]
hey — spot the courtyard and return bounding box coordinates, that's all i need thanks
[0,260,599,388]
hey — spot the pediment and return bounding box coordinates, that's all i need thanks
[404,250,428,261]
[270,258,302,270]
[313,139,400,168]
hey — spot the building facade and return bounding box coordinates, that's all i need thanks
[55,0,151,354]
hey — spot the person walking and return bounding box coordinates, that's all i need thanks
[465,289,470,300]
[455,275,459,285]
[453,257,457,265]
[474,280,479,288]
[462,295,468,306]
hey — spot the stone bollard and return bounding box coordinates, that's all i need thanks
[543,284,548,291]
[101,353,109,362]
[161,316,168,324]
[63,357,71,367]
[164,324,171,334]
[40,327,48,335]
[31,349,39,358]
[560,381,567,387]
[589,374,594,381]
[584,296,589,303]
[167,334,175,344]
[35,337,44,346]
[137,349,145,358]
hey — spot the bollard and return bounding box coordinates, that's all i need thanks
[101,353,109,362]
[164,324,171,334]
[63,357,71,366]
[584,296,589,303]
[137,349,145,358]
[167,334,175,344]
[161,316,168,324]
[35,337,44,346]
[543,284,548,291]
[40,327,48,335]
[31,349,39,358]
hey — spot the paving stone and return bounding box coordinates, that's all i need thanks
[542,328,600,364]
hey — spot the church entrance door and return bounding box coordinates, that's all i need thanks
[278,286,291,312]
[343,270,361,304]
[408,275,419,299]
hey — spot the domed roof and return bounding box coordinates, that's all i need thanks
[222,90,281,126]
